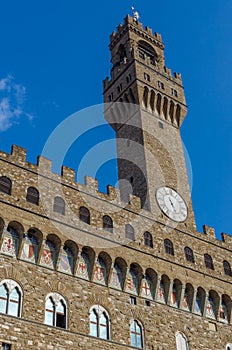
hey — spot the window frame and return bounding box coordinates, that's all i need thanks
[44,293,67,329]
[0,176,12,195]
[0,280,22,318]
[223,260,232,276]
[26,186,39,205]
[53,196,65,215]
[144,232,153,248]
[79,206,90,225]
[184,247,195,263]
[103,215,113,233]
[204,253,214,270]
[130,319,144,349]
[125,224,135,241]
[89,305,110,340]
[164,239,174,256]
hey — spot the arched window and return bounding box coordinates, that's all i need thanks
[125,224,135,241]
[103,215,113,233]
[26,187,39,205]
[175,332,189,350]
[79,206,90,224]
[144,232,153,248]
[204,254,214,270]
[223,260,232,276]
[164,239,174,256]
[0,280,22,317]
[0,176,12,195]
[226,344,232,350]
[184,247,195,263]
[130,320,143,349]
[53,196,65,215]
[89,305,110,340]
[45,293,67,329]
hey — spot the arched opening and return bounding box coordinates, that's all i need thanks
[157,275,170,304]
[220,294,231,324]
[76,246,95,281]
[21,228,42,264]
[102,215,113,233]
[175,332,189,350]
[53,196,65,215]
[1,221,24,258]
[171,279,182,308]
[138,40,157,65]
[125,224,135,241]
[164,238,174,256]
[26,187,39,205]
[184,247,195,263]
[79,206,90,225]
[194,287,206,316]
[150,90,155,112]
[205,290,219,320]
[169,100,175,123]
[130,319,143,348]
[223,260,232,276]
[142,86,149,108]
[89,305,110,340]
[40,234,61,269]
[143,231,153,248]
[156,94,162,115]
[142,268,157,300]
[182,283,194,312]
[163,97,168,119]
[0,176,12,195]
[110,257,127,290]
[0,279,22,317]
[176,104,181,126]
[204,253,214,270]
[45,293,67,329]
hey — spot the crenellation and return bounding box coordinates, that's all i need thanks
[106,185,121,202]
[37,155,52,175]
[83,176,99,192]
[129,194,142,211]
[203,225,216,239]
[61,166,76,184]
[11,145,27,164]
[221,232,232,248]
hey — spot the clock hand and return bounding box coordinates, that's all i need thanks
[168,197,176,212]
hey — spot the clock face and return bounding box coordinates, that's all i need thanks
[156,187,188,222]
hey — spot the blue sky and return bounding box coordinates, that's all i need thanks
[0,0,231,237]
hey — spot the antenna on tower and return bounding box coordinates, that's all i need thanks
[131,6,140,22]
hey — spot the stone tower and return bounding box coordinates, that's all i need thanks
[103,15,196,232]
[0,13,232,350]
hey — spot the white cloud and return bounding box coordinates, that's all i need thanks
[0,75,33,132]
